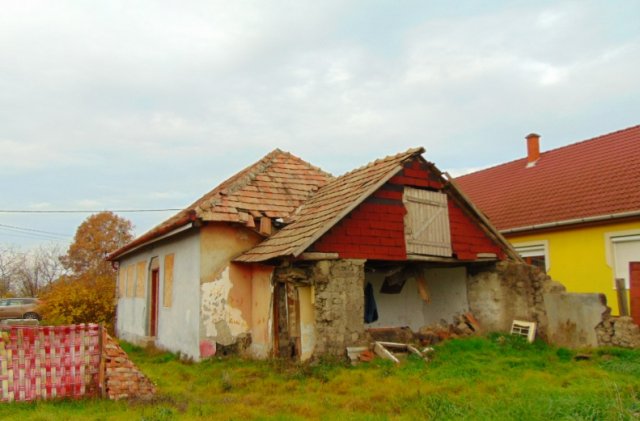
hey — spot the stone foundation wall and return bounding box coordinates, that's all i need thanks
[311,259,367,357]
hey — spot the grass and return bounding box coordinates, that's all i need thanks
[1,334,640,420]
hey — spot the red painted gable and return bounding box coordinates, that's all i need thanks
[311,158,505,261]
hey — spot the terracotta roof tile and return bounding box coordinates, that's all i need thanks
[456,125,640,231]
[236,147,425,262]
[108,149,332,260]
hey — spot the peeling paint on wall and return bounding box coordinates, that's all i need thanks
[201,266,250,343]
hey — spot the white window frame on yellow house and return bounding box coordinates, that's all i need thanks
[513,240,550,272]
[605,229,640,289]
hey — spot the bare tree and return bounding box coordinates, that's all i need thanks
[0,246,19,296]
[0,245,67,297]
[15,245,67,297]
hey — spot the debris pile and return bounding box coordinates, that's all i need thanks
[349,312,482,364]
[417,312,481,346]
[596,316,640,348]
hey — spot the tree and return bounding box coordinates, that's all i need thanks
[0,245,65,297]
[14,245,66,297]
[60,212,134,277]
[41,212,133,329]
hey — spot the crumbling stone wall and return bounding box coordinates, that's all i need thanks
[273,259,367,358]
[302,260,366,357]
[597,316,640,348]
[311,259,367,357]
[104,334,156,400]
[467,260,640,349]
[467,261,564,341]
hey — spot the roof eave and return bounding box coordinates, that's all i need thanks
[106,212,196,261]
[501,210,640,235]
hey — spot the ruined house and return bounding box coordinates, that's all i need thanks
[108,147,618,361]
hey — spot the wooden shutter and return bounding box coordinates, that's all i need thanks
[403,187,452,257]
[135,261,146,298]
[118,267,127,298]
[163,254,174,308]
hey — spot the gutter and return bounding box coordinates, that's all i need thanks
[501,210,640,234]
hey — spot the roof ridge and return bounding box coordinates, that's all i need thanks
[335,146,425,179]
[458,124,640,179]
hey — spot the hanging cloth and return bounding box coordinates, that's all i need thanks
[364,282,379,323]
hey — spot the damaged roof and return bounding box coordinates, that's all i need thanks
[235,148,425,262]
[108,149,332,260]
[456,125,640,232]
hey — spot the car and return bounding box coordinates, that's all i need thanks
[0,298,42,320]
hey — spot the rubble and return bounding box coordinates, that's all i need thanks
[596,316,640,348]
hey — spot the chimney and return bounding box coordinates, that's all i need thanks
[525,133,540,165]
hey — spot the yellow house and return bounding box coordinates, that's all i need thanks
[457,125,640,316]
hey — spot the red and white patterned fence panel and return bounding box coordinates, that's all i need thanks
[0,324,103,402]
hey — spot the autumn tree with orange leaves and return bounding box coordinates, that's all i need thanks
[40,212,133,330]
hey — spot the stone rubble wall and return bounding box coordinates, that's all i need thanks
[311,259,368,357]
[467,261,563,341]
[468,260,640,348]
[596,316,640,348]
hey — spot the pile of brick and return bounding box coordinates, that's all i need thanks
[103,334,156,400]
[416,313,481,346]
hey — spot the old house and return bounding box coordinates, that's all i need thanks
[108,147,614,360]
[457,125,640,321]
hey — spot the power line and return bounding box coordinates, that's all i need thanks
[0,209,181,214]
[0,229,70,242]
[0,224,70,239]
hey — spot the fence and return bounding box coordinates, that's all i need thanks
[0,324,104,402]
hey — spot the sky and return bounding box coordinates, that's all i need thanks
[1,0,639,250]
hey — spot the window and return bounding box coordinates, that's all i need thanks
[610,234,640,289]
[514,241,549,272]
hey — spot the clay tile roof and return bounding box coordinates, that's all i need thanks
[456,124,640,232]
[236,147,425,262]
[108,149,332,260]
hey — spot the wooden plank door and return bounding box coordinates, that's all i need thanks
[403,187,452,257]
[630,262,640,325]
[149,269,159,337]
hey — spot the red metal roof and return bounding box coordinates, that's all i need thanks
[456,125,640,232]
[108,149,332,260]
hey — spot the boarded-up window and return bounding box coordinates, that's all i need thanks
[126,265,135,297]
[118,267,127,298]
[163,254,174,307]
[403,187,452,257]
[136,261,146,298]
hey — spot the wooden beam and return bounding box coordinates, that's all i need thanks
[298,252,340,261]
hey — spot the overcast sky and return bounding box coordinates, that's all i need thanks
[1,0,639,249]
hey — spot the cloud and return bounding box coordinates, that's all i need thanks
[1,0,639,247]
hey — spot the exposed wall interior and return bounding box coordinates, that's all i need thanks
[365,266,468,331]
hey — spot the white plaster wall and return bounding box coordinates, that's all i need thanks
[116,231,201,359]
[365,267,468,331]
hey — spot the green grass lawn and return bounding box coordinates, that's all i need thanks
[2,334,640,420]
